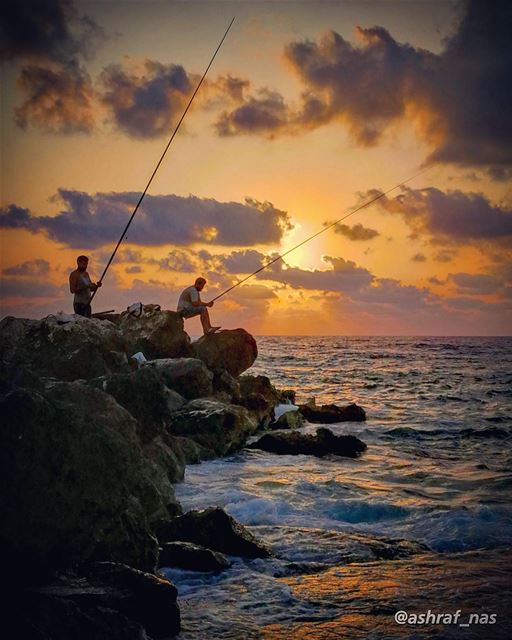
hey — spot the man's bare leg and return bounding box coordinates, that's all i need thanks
[200,308,220,335]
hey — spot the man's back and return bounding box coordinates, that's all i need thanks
[177,285,199,311]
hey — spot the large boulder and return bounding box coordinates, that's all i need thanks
[18,562,181,640]
[247,427,367,458]
[166,398,258,457]
[237,374,280,426]
[192,328,257,377]
[88,366,186,443]
[299,399,366,423]
[159,542,231,573]
[156,507,271,559]
[118,308,190,359]
[149,358,213,399]
[0,315,129,381]
[0,381,177,582]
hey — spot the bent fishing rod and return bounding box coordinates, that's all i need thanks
[90,16,236,303]
[210,167,429,303]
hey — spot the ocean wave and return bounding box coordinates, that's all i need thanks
[327,500,409,523]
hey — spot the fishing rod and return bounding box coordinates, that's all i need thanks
[210,167,428,303]
[91,16,236,303]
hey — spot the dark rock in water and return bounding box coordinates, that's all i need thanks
[167,398,257,457]
[0,315,129,381]
[17,562,181,639]
[159,541,231,573]
[299,398,366,423]
[156,507,271,559]
[278,389,296,404]
[89,366,186,443]
[270,409,305,430]
[118,307,191,360]
[11,591,148,640]
[0,381,177,582]
[247,427,367,458]
[192,328,257,377]
[150,357,213,399]
[237,374,280,426]
[78,562,180,638]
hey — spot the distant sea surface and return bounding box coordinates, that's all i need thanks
[165,337,512,639]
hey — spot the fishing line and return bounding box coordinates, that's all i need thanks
[210,167,429,303]
[91,16,236,302]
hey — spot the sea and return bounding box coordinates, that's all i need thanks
[161,337,512,639]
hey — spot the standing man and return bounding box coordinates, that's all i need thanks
[177,277,220,335]
[69,255,102,318]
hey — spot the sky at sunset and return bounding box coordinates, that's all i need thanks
[1,0,511,335]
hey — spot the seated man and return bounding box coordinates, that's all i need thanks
[177,277,220,335]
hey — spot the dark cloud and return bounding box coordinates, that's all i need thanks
[0,191,292,249]
[100,60,196,138]
[0,278,62,298]
[125,265,142,274]
[257,255,374,293]
[328,222,379,241]
[375,186,512,244]
[215,89,292,138]
[216,1,512,173]
[0,0,101,64]
[217,249,266,273]
[158,249,201,272]
[15,61,95,134]
[448,272,502,295]
[0,204,39,230]
[412,253,427,262]
[3,259,50,276]
[434,249,456,263]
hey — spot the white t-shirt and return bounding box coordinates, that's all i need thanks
[177,285,199,311]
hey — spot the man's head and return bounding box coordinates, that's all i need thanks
[194,277,206,291]
[77,255,89,272]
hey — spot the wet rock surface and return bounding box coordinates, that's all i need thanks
[8,561,181,640]
[299,398,366,423]
[247,427,367,458]
[159,541,232,573]
[167,398,258,457]
[156,507,272,559]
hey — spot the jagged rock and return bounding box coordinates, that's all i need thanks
[9,591,148,640]
[299,398,366,423]
[192,328,257,377]
[0,315,129,381]
[156,507,271,559]
[212,370,241,403]
[247,427,367,458]
[159,542,231,573]
[167,398,257,457]
[0,382,178,582]
[149,358,213,399]
[270,409,305,430]
[142,434,186,485]
[89,367,186,443]
[78,562,180,638]
[16,562,181,639]
[118,308,191,360]
[237,374,280,425]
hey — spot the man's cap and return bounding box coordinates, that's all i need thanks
[77,255,89,262]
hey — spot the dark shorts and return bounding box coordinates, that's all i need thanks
[74,302,92,318]
[179,305,207,319]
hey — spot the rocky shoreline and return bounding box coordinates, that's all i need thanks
[1,307,374,638]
